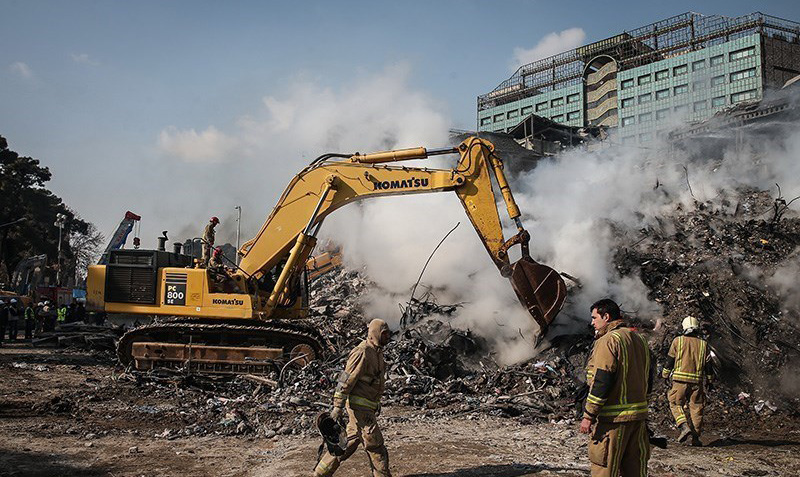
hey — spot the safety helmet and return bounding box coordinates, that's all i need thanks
[210,216,219,224]
[316,412,346,456]
[213,246,222,256]
[10,299,17,304]
[682,316,699,333]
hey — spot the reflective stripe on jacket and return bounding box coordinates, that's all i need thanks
[663,335,708,383]
[585,321,651,423]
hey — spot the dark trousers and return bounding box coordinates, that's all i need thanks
[25,319,34,339]
[8,320,19,340]
[0,322,5,344]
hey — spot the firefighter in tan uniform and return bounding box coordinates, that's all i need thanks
[662,316,714,446]
[201,216,219,268]
[580,299,653,477]
[314,319,391,477]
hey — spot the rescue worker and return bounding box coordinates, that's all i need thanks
[24,302,35,339]
[662,316,714,446]
[201,216,220,268]
[580,298,653,477]
[314,319,391,477]
[0,300,7,346]
[57,303,67,325]
[7,299,20,340]
[208,246,225,272]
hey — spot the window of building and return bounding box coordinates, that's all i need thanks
[638,93,652,104]
[620,78,634,89]
[551,97,564,107]
[711,75,725,87]
[621,97,634,108]
[480,117,492,126]
[551,114,564,122]
[535,101,548,112]
[655,69,669,81]
[566,111,580,121]
[493,113,504,122]
[507,110,519,119]
[710,54,724,66]
[639,112,652,123]
[521,106,533,116]
[621,116,635,127]
[730,67,756,82]
[673,64,688,76]
[674,104,689,113]
[692,80,705,91]
[639,132,652,142]
[656,108,669,120]
[711,96,726,107]
[567,93,580,103]
[731,89,758,103]
[674,84,688,95]
[692,60,706,72]
[693,100,707,112]
[729,46,756,61]
[638,74,652,85]
[655,88,670,100]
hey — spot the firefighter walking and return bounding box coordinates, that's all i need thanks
[662,316,714,446]
[580,299,653,477]
[314,319,391,477]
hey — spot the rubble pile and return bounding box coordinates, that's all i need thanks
[613,188,800,426]
[32,322,123,353]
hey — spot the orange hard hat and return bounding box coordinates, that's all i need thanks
[210,216,219,224]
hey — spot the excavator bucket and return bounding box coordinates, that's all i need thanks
[509,256,567,331]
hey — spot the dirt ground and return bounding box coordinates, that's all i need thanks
[2,344,799,477]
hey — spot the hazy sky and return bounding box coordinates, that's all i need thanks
[3,0,799,246]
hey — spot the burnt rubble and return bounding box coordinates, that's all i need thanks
[20,187,800,439]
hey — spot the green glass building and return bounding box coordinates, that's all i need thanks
[477,12,800,144]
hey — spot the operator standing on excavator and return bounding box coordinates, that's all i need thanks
[580,299,653,477]
[314,319,391,477]
[201,216,219,268]
[662,316,714,446]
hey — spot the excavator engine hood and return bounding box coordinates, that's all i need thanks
[509,256,567,331]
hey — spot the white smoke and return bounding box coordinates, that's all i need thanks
[512,28,586,69]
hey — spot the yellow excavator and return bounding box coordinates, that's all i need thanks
[86,137,566,374]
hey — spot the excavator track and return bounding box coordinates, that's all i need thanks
[117,318,331,375]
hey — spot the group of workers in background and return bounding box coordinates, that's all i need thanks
[0,299,87,345]
[313,299,715,477]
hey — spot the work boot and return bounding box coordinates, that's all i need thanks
[677,423,692,443]
[691,434,703,447]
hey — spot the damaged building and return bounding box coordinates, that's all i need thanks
[478,12,800,147]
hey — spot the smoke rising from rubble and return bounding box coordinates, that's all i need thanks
[328,89,800,366]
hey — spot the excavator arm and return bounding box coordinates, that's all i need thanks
[236,136,566,329]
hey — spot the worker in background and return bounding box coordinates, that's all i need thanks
[201,216,220,268]
[0,300,7,346]
[662,316,715,446]
[209,246,225,272]
[34,302,45,337]
[580,298,653,477]
[7,299,20,340]
[57,303,67,326]
[314,319,391,477]
[24,302,35,340]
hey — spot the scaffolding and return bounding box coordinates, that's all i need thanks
[478,12,800,111]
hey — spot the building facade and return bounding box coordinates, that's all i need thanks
[477,12,800,144]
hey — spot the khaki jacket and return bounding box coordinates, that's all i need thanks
[203,223,216,245]
[585,320,651,423]
[333,320,388,412]
[662,335,709,384]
